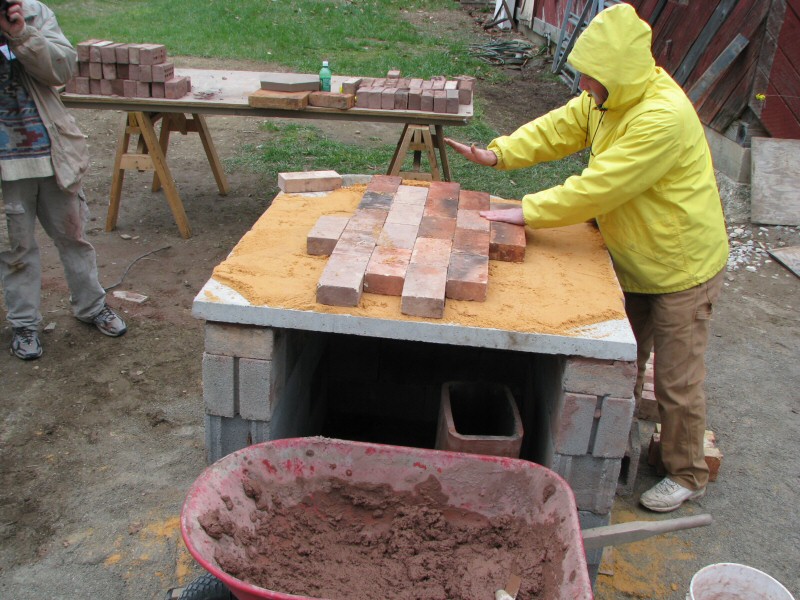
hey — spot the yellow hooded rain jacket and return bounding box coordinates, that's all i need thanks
[487,3,729,294]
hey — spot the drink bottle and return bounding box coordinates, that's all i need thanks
[319,60,332,92]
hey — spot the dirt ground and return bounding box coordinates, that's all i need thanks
[1,8,798,600]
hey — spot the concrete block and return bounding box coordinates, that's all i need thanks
[410,237,452,268]
[367,175,402,194]
[278,170,342,193]
[316,252,370,307]
[307,215,349,256]
[489,221,526,262]
[417,216,456,240]
[452,228,490,256]
[238,358,273,421]
[554,392,597,455]
[563,357,637,399]
[456,208,490,232]
[550,453,622,514]
[446,252,488,301]
[458,189,490,210]
[205,322,275,360]
[401,263,447,318]
[205,414,271,464]
[593,396,635,458]
[377,222,419,250]
[617,417,642,496]
[364,246,412,296]
[202,352,235,417]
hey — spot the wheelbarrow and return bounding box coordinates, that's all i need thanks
[178,437,711,600]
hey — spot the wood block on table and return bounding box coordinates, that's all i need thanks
[248,89,310,110]
[278,170,342,193]
[308,92,355,110]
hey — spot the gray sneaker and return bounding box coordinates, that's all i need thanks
[11,327,43,360]
[640,477,705,512]
[90,304,127,337]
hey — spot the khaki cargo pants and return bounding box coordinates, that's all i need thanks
[624,269,725,491]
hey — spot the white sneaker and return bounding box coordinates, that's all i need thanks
[640,477,705,513]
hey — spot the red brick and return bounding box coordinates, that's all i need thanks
[110,79,126,96]
[458,189,490,210]
[367,87,384,109]
[102,63,117,80]
[387,69,401,79]
[89,79,102,95]
[408,89,422,111]
[364,246,412,296]
[394,89,409,110]
[307,215,349,256]
[114,43,130,64]
[116,64,130,80]
[393,185,428,206]
[410,237,452,268]
[456,77,475,104]
[151,82,165,98]
[72,77,90,95]
[344,208,387,237]
[444,80,459,90]
[151,62,175,83]
[125,64,139,81]
[564,357,638,399]
[431,76,447,90]
[385,202,424,227]
[89,62,103,79]
[100,42,121,63]
[433,90,447,113]
[424,196,459,219]
[456,209,490,232]
[89,40,113,62]
[138,64,153,83]
[358,190,393,210]
[78,61,90,77]
[77,39,101,62]
[420,90,434,112]
[446,252,488,301]
[381,88,396,110]
[401,264,447,318]
[377,223,419,250]
[127,44,143,65]
[341,77,362,95]
[366,175,402,194]
[316,252,370,307]
[409,78,424,88]
[417,216,456,240]
[445,89,459,114]
[489,221,526,262]
[421,80,433,90]
[135,81,150,98]
[138,43,167,65]
[452,228,490,256]
[64,78,78,94]
[309,91,355,110]
[428,181,460,202]
[355,89,370,108]
[637,388,660,422]
[164,76,190,99]
[122,79,138,97]
[99,79,113,95]
[333,230,378,257]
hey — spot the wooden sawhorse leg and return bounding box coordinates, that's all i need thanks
[106,111,230,239]
[387,124,452,182]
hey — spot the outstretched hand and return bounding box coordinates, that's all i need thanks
[444,137,498,167]
[480,207,525,225]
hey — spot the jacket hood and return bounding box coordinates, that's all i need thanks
[568,3,655,110]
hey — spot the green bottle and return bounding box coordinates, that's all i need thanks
[319,60,332,92]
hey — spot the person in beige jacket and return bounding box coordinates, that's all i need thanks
[0,0,126,360]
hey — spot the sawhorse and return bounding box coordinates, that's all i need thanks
[387,124,452,182]
[106,111,229,239]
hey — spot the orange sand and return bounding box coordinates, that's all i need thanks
[208,185,627,336]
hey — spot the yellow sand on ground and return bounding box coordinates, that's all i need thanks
[209,184,627,335]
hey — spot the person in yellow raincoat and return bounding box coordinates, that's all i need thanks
[446,3,729,512]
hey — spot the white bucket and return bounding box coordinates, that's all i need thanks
[689,563,795,600]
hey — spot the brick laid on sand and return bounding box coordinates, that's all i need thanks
[446,252,488,301]
[401,263,447,318]
[364,246,412,296]
[316,252,371,307]
[489,221,526,262]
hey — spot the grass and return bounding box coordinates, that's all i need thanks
[50,0,587,197]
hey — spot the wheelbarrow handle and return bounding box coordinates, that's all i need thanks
[581,513,712,551]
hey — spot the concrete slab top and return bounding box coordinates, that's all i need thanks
[193,183,636,361]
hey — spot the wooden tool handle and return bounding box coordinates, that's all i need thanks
[581,513,713,551]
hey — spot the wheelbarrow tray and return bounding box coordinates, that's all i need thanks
[181,436,593,600]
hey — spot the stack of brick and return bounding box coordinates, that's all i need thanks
[637,352,659,421]
[347,70,475,114]
[307,175,525,318]
[65,39,191,99]
[648,423,723,481]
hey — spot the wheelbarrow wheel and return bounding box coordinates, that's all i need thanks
[179,573,233,600]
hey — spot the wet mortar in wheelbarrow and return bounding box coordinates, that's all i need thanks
[181,437,594,600]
